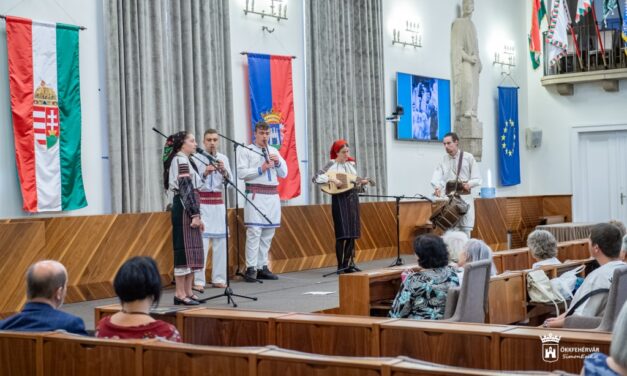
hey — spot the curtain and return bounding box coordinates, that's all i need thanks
[104,0,233,212]
[305,0,387,204]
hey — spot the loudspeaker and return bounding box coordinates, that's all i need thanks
[526,128,542,149]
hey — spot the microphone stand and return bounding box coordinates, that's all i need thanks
[217,133,273,283]
[358,193,433,267]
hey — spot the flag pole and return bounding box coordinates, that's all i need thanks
[0,15,87,30]
[589,4,609,67]
[569,24,585,70]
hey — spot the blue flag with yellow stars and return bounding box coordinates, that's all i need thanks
[498,86,520,186]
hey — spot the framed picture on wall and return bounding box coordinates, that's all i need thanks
[395,72,451,142]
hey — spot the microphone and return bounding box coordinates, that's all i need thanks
[195,147,219,163]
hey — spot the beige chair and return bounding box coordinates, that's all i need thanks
[443,259,492,323]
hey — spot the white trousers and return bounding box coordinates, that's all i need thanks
[245,227,275,269]
[194,237,227,286]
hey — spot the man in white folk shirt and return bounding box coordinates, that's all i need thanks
[193,128,233,293]
[431,132,482,236]
[237,121,288,282]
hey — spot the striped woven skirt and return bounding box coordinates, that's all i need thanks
[171,194,204,269]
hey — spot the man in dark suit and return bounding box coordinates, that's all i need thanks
[0,260,87,335]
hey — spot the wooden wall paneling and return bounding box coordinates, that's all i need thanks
[42,333,145,376]
[542,196,572,222]
[379,320,510,370]
[181,308,292,346]
[274,313,389,357]
[0,222,46,316]
[142,341,262,376]
[255,347,392,376]
[76,214,149,299]
[399,201,433,254]
[473,198,509,251]
[0,331,43,376]
[499,327,611,373]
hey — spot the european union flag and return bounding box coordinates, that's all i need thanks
[498,87,520,186]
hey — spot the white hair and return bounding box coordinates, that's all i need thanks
[442,230,469,263]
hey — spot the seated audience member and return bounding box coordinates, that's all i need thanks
[96,257,181,342]
[0,260,87,335]
[621,235,626,262]
[442,230,469,264]
[390,234,459,320]
[456,239,498,283]
[544,223,625,328]
[527,230,561,269]
[581,302,627,375]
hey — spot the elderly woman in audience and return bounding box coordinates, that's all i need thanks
[442,230,469,264]
[527,229,561,269]
[389,234,459,320]
[96,257,181,342]
[581,302,627,375]
[456,239,498,284]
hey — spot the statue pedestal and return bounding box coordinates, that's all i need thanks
[455,117,483,161]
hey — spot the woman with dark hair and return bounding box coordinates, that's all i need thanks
[389,234,459,320]
[313,139,373,274]
[95,257,181,341]
[163,131,204,305]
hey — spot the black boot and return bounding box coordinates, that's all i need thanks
[256,265,279,280]
[244,267,257,282]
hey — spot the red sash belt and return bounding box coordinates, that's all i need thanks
[199,191,223,205]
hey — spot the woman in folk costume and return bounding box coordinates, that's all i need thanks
[313,139,374,274]
[162,131,205,306]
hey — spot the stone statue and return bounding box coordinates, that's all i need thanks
[451,0,483,160]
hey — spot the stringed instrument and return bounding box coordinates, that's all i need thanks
[320,171,375,195]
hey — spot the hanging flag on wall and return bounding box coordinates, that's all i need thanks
[623,0,627,56]
[5,16,87,213]
[529,0,547,69]
[247,53,301,200]
[575,0,592,22]
[547,0,571,66]
[498,86,520,187]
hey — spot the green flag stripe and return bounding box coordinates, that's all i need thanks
[57,24,87,210]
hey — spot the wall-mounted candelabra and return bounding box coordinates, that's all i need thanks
[392,20,422,48]
[244,0,288,21]
[493,43,516,71]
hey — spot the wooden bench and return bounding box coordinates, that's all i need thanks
[274,313,390,357]
[94,304,198,338]
[0,331,44,376]
[180,308,293,346]
[486,272,527,324]
[379,320,510,370]
[498,327,612,373]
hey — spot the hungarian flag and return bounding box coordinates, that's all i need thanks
[623,0,627,56]
[247,53,301,200]
[575,0,592,22]
[547,0,571,66]
[529,0,547,70]
[6,16,87,213]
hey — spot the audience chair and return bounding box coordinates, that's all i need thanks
[443,259,492,323]
[564,265,627,331]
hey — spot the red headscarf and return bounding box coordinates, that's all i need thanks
[330,139,355,162]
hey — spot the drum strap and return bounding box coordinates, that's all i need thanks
[454,151,464,194]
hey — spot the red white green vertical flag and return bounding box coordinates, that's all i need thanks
[5,16,87,213]
[575,0,593,22]
[529,0,548,69]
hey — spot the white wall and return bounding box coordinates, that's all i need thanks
[0,0,110,218]
[382,0,531,199]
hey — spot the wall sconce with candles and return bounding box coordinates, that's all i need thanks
[244,0,287,22]
[493,42,516,72]
[392,20,422,48]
